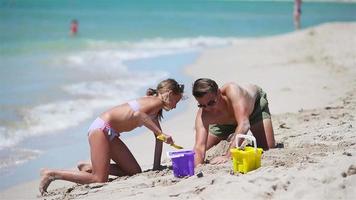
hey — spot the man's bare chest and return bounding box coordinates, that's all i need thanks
[209,110,236,124]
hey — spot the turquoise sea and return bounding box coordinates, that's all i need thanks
[0,0,356,190]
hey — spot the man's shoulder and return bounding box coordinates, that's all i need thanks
[221,82,239,89]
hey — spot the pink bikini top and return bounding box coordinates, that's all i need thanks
[128,100,140,112]
[127,100,157,120]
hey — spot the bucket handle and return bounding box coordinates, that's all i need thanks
[235,134,257,152]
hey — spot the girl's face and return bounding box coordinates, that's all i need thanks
[162,91,182,111]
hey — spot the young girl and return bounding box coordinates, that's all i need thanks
[39,78,184,195]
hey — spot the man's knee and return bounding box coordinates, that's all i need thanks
[263,139,276,150]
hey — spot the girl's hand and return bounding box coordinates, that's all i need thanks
[156,134,174,145]
[163,134,173,145]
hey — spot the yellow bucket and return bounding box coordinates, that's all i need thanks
[230,134,263,174]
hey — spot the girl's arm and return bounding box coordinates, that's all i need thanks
[152,117,163,170]
[135,111,173,144]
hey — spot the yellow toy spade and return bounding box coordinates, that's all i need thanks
[157,134,183,149]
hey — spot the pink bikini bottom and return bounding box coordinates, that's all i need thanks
[87,117,120,141]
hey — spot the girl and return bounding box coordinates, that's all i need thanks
[39,78,184,194]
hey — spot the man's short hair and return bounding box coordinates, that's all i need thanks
[192,78,219,98]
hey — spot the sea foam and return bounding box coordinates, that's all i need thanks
[0,36,235,150]
[0,72,168,150]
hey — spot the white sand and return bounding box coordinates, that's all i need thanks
[1,22,356,200]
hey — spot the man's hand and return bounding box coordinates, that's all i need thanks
[210,155,230,165]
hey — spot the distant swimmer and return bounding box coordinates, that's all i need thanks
[70,19,79,36]
[293,0,302,30]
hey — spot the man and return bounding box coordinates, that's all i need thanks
[192,78,275,166]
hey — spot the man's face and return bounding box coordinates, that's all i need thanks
[195,92,219,112]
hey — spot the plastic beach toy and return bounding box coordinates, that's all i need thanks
[230,134,263,174]
[167,150,195,177]
[157,134,183,149]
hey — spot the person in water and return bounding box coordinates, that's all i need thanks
[70,19,79,36]
[293,0,302,30]
[39,78,184,195]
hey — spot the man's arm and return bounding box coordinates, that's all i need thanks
[193,110,209,166]
[225,85,252,153]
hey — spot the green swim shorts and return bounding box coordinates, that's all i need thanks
[209,87,271,139]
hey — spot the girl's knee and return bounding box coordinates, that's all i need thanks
[130,166,142,175]
[135,167,142,174]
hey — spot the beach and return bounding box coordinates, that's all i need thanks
[2,0,356,191]
[1,22,355,200]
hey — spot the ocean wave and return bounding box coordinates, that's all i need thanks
[0,148,42,171]
[85,36,238,50]
[53,36,239,72]
[62,71,168,97]
[0,72,168,149]
[0,36,221,151]
[1,36,201,150]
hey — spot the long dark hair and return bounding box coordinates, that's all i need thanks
[146,78,184,120]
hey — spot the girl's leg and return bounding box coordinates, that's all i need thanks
[250,118,275,150]
[77,162,124,176]
[76,138,140,176]
[39,130,110,194]
[109,137,142,176]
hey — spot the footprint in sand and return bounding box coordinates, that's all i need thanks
[210,179,215,185]
[271,181,289,192]
[324,106,344,110]
[342,152,352,156]
[346,165,356,176]
[193,186,206,194]
[279,123,290,129]
[341,165,356,177]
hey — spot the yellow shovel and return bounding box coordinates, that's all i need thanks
[157,134,183,149]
